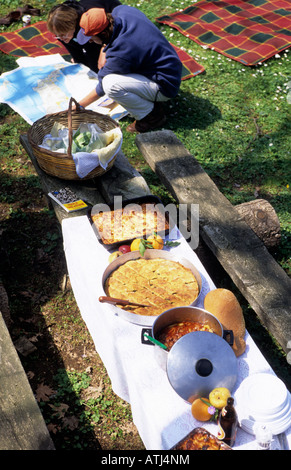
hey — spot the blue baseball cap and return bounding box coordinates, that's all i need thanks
[76,27,91,45]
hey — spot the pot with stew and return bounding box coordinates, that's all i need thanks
[141,306,237,402]
[142,306,233,371]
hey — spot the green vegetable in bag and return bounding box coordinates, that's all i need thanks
[73,129,92,149]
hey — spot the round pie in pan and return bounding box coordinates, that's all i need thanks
[104,257,199,317]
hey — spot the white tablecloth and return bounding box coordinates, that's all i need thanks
[62,215,291,450]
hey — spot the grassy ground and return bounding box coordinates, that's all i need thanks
[0,0,290,450]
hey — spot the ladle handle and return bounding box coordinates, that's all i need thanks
[99,295,129,306]
[141,329,168,350]
[99,296,150,308]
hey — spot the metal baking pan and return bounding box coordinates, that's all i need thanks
[171,427,232,450]
[101,249,203,326]
[88,195,171,250]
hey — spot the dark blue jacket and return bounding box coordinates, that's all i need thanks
[96,5,182,98]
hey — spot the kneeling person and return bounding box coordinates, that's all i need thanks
[75,5,182,132]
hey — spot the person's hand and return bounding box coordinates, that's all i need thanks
[77,89,100,109]
[71,102,84,111]
[98,47,107,70]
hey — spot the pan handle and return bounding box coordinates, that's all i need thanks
[223,329,234,346]
[141,328,154,346]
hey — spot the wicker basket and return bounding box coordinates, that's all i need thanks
[27,97,120,180]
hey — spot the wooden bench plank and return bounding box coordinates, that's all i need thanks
[0,311,55,450]
[135,130,291,355]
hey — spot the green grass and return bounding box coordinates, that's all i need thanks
[0,1,290,302]
[122,0,291,275]
[0,1,290,277]
[38,367,134,449]
[0,0,290,448]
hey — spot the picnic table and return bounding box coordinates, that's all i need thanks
[20,133,291,450]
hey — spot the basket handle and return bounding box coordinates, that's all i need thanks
[67,97,83,155]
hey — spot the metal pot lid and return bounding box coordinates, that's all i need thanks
[167,331,238,403]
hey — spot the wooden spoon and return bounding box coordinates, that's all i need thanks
[99,296,151,308]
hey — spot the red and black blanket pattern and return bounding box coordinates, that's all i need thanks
[156,0,291,65]
[0,21,204,80]
[0,21,70,59]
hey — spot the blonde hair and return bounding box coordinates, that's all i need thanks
[47,5,79,36]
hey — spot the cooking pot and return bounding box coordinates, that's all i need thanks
[167,331,238,403]
[142,306,233,370]
[101,249,203,326]
[141,306,237,403]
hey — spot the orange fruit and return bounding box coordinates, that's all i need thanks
[130,238,143,251]
[147,234,164,250]
[191,398,212,422]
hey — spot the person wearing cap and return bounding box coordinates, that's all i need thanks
[75,5,182,133]
[47,0,121,73]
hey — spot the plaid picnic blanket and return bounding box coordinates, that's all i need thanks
[0,21,70,59]
[171,43,205,79]
[156,0,291,65]
[0,21,204,80]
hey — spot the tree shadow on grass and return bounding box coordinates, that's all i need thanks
[0,170,102,450]
[167,91,222,131]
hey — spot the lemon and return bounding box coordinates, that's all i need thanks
[130,238,143,251]
[209,387,231,409]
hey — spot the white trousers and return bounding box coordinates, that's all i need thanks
[102,73,170,120]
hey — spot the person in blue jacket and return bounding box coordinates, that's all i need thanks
[74,5,182,132]
[47,0,121,73]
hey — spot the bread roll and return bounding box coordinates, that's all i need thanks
[204,288,246,357]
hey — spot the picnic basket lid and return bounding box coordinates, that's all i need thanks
[27,97,121,180]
